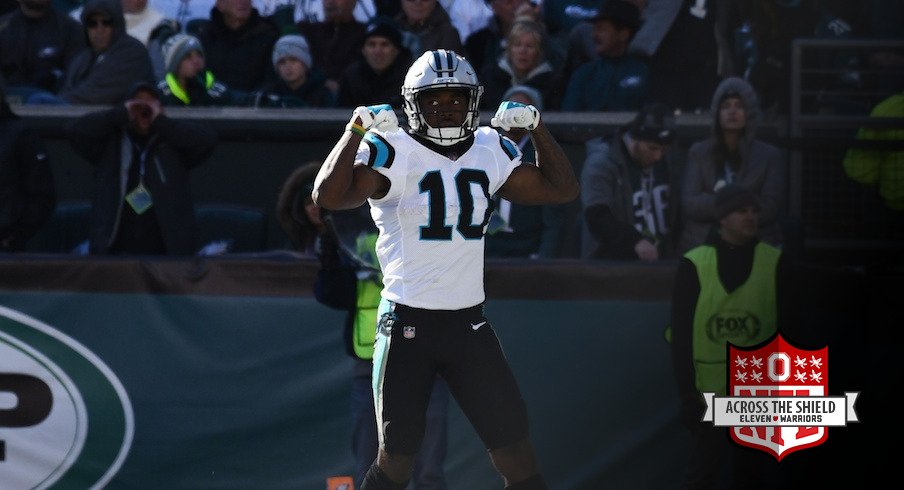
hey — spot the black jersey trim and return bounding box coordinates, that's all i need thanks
[364,132,395,169]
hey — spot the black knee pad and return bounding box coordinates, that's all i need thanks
[360,462,409,490]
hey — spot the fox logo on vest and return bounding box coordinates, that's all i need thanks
[700,333,860,461]
[705,310,761,343]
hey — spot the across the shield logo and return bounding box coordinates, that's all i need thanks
[729,334,828,460]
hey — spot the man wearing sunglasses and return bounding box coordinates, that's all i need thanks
[57,0,154,104]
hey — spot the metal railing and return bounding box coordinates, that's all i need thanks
[789,38,904,257]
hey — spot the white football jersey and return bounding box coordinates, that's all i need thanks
[356,127,523,310]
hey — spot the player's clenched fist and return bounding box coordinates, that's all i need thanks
[491,100,540,131]
[351,104,399,133]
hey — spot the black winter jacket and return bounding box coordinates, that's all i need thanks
[67,105,216,255]
[0,103,55,251]
[0,5,85,92]
[194,7,279,92]
[336,52,411,108]
[60,0,154,104]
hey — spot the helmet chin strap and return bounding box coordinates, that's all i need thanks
[423,125,470,146]
[419,109,478,146]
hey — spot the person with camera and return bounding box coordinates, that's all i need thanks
[67,81,217,255]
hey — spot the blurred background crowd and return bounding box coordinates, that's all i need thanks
[1,0,901,260]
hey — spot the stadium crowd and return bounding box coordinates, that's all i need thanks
[1,0,901,255]
[1,3,897,488]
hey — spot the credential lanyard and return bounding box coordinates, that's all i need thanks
[124,139,154,215]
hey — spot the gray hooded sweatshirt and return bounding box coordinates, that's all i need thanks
[678,77,786,253]
[59,0,153,104]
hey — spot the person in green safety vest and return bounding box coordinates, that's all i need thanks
[668,183,796,489]
[156,33,247,106]
[312,204,451,490]
[842,90,904,211]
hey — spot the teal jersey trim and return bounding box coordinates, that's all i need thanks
[499,135,520,160]
[364,132,395,169]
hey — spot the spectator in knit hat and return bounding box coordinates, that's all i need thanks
[253,34,335,108]
[581,102,682,260]
[50,0,154,105]
[157,33,245,106]
[669,181,796,490]
[336,18,411,108]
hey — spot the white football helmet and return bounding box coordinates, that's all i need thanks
[402,49,483,146]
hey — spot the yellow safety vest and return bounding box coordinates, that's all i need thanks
[352,232,381,360]
[686,242,781,395]
[842,92,904,210]
[164,71,215,105]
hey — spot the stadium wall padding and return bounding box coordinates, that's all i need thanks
[0,256,888,489]
[0,258,688,489]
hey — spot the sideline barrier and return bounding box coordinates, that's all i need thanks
[0,256,888,488]
[0,256,683,489]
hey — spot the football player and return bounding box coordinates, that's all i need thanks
[313,49,579,490]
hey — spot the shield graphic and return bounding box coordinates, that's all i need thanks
[728,333,828,460]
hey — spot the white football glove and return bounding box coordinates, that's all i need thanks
[491,101,540,131]
[352,104,399,133]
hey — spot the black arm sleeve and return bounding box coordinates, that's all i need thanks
[670,257,701,400]
[153,115,217,167]
[670,256,707,428]
[584,203,645,259]
[66,107,127,164]
[313,231,357,311]
[8,129,56,247]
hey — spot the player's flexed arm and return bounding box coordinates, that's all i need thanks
[492,101,580,205]
[313,105,397,210]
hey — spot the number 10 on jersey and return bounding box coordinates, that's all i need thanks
[419,169,493,240]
